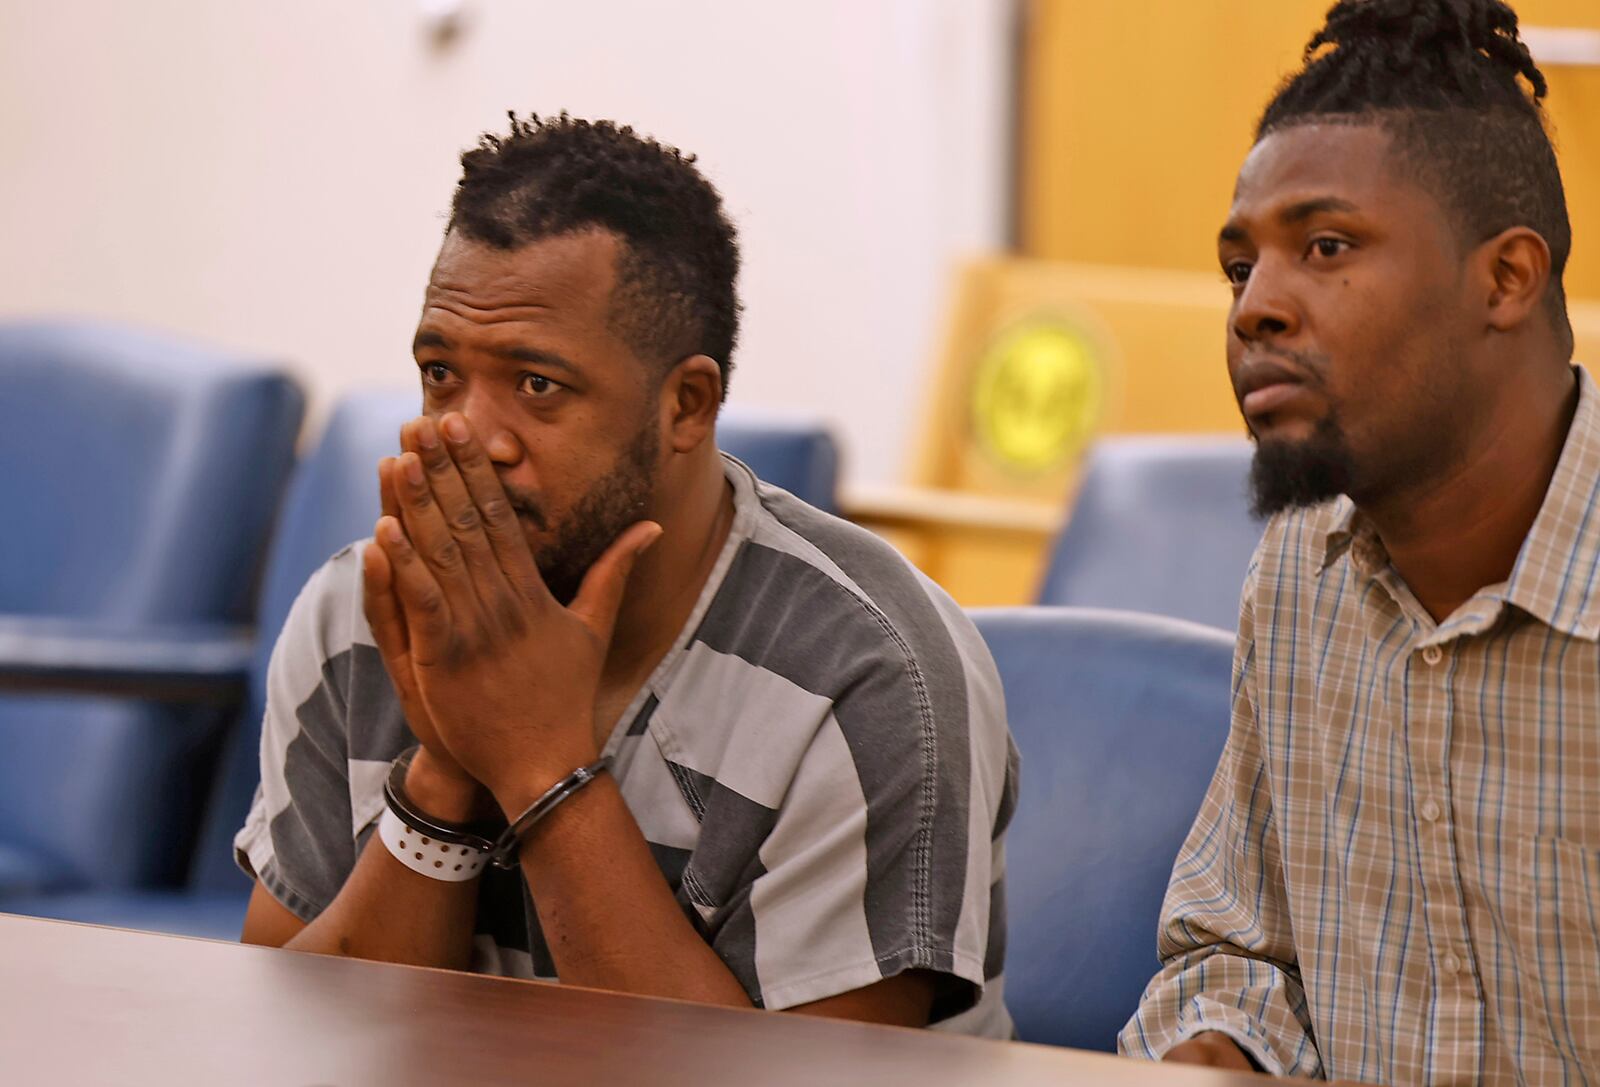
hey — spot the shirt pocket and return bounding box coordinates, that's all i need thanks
[1513,834,1600,1063]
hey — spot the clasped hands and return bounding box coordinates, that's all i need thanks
[360,413,661,818]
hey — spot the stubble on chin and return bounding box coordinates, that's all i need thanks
[526,424,660,605]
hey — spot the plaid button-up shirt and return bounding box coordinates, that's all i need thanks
[1121,367,1600,1085]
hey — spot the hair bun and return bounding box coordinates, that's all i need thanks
[1311,0,1546,99]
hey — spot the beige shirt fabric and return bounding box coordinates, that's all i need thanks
[1121,367,1600,1084]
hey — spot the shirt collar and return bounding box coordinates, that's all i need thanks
[1318,496,1361,573]
[1318,366,1600,639]
[1501,366,1600,640]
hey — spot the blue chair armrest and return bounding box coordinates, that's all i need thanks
[0,617,254,701]
[2,889,251,941]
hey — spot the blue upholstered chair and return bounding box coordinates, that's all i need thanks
[1038,437,1264,629]
[970,606,1234,1051]
[718,407,840,513]
[2,391,403,936]
[0,321,303,899]
[3,392,843,936]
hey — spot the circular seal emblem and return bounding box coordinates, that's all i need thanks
[971,319,1104,475]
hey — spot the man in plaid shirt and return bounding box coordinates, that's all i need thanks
[1123,1,1598,1082]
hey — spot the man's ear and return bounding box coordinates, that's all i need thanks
[660,355,723,454]
[1479,226,1553,334]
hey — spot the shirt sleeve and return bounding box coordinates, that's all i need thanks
[233,545,363,923]
[1117,557,1323,1076]
[675,596,1015,1022]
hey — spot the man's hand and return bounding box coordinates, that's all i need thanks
[363,456,455,759]
[363,451,491,819]
[1164,1033,1258,1070]
[372,413,660,815]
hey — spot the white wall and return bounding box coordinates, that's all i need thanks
[0,0,1011,485]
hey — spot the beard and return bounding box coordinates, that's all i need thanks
[1249,410,1355,519]
[507,419,660,606]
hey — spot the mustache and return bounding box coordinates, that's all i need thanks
[1233,346,1331,401]
[501,486,548,531]
[1247,346,1330,377]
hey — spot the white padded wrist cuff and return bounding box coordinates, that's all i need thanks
[379,807,489,882]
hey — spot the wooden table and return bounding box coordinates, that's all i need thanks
[0,913,1276,1086]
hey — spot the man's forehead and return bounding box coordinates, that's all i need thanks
[1228,122,1397,221]
[426,229,620,309]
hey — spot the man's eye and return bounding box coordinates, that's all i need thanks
[420,363,453,385]
[1223,261,1253,286]
[1310,237,1351,259]
[519,373,561,397]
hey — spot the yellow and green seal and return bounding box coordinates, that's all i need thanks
[971,319,1104,475]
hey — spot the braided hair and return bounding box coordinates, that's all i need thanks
[1258,0,1572,347]
[448,113,742,396]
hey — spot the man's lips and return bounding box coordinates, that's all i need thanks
[1241,381,1309,418]
[508,499,547,531]
[1234,357,1315,423]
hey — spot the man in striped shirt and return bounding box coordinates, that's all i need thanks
[235,115,1017,1036]
[1123,1,1597,1082]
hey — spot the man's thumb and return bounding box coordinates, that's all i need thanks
[567,521,663,639]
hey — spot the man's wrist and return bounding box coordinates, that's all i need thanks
[492,763,614,868]
[488,749,604,826]
[1162,1031,1260,1071]
[405,746,492,823]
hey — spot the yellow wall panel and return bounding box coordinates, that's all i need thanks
[1020,0,1330,273]
[1021,0,1600,300]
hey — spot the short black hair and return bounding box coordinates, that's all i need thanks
[1257,0,1572,351]
[448,113,742,396]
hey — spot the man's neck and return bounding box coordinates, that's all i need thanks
[1362,364,1578,624]
[603,451,735,688]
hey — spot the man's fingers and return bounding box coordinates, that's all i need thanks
[393,441,484,619]
[361,531,411,658]
[374,459,416,659]
[567,521,663,643]
[374,515,452,654]
[405,417,515,609]
[440,412,545,598]
[379,457,401,523]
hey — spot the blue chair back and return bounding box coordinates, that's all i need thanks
[718,409,840,513]
[0,321,302,891]
[0,321,302,622]
[970,606,1234,1051]
[1038,437,1263,629]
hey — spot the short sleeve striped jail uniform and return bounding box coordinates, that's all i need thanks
[237,456,1019,1037]
[1122,367,1600,1084]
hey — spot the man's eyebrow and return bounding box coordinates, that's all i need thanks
[412,330,450,354]
[495,344,582,375]
[411,333,581,376]
[1281,196,1359,224]
[1218,196,1361,247]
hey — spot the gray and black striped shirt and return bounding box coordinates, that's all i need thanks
[236,456,1018,1036]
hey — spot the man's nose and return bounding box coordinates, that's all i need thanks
[1231,261,1300,344]
[458,392,523,467]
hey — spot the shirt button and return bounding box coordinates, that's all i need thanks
[1421,799,1442,823]
[1422,645,1444,666]
[1440,952,1462,976]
